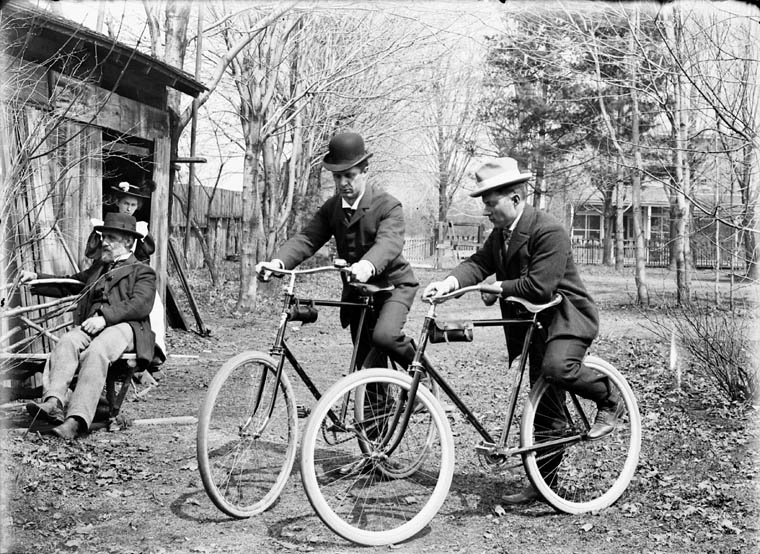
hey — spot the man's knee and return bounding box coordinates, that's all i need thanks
[541,351,577,383]
[371,327,400,353]
[56,329,87,351]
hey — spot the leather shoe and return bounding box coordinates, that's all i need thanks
[588,398,624,440]
[501,485,541,505]
[52,417,82,440]
[26,398,65,424]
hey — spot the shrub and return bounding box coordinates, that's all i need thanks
[651,298,758,405]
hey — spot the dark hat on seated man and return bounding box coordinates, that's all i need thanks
[322,132,373,172]
[110,180,155,199]
[94,212,143,238]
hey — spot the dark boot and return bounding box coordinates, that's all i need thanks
[26,397,65,424]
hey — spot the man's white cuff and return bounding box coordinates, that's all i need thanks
[443,275,459,290]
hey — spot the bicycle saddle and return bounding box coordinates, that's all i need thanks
[349,281,394,296]
[505,294,562,313]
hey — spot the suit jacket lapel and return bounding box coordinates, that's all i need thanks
[504,205,535,267]
[347,185,374,227]
[105,255,138,292]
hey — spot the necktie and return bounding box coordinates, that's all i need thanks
[344,208,355,220]
[502,228,512,247]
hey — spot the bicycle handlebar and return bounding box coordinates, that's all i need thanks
[266,264,348,278]
[422,284,490,303]
[423,285,563,313]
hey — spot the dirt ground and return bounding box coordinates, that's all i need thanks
[2,264,758,554]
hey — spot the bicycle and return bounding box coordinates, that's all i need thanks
[196,260,435,518]
[299,285,642,546]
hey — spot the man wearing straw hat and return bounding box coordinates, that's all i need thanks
[424,157,622,504]
[20,212,156,439]
[256,132,418,370]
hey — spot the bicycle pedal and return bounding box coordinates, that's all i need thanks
[297,404,311,418]
[474,442,498,456]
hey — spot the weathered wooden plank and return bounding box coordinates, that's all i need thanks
[151,136,171,299]
[8,61,169,139]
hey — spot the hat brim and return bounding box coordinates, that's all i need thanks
[110,186,151,199]
[469,173,532,198]
[93,225,143,238]
[322,152,373,172]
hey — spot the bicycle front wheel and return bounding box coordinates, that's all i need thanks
[355,348,441,479]
[197,352,297,517]
[521,355,641,514]
[300,368,454,546]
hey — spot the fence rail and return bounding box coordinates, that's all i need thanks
[572,240,745,270]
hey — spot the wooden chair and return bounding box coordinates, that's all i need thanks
[1,282,158,430]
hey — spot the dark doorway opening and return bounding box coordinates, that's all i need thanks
[102,130,154,221]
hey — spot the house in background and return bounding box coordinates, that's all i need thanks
[568,177,744,269]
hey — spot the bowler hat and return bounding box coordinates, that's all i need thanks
[110,180,155,199]
[322,132,373,172]
[94,212,142,238]
[470,157,532,197]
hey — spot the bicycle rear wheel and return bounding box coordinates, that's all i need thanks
[520,355,641,513]
[197,352,297,517]
[356,348,441,479]
[300,368,454,546]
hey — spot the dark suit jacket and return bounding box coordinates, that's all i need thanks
[273,185,418,324]
[450,204,598,342]
[33,255,157,363]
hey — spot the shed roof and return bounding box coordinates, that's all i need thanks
[1,0,206,104]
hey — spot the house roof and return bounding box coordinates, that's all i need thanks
[1,0,206,104]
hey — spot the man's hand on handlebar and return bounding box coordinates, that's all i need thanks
[18,270,37,283]
[349,260,374,283]
[422,276,459,299]
[479,281,502,306]
[255,260,284,282]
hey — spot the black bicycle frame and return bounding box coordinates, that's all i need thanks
[257,289,374,425]
[378,309,542,455]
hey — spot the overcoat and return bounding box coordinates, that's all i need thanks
[274,185,418,325]
[32,255,156,363]
[450,204,598,342]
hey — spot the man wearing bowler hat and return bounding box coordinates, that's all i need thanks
[86,179,157,263]
[256,132,419,370]
[20,212,157,439]
[424,157,622,504]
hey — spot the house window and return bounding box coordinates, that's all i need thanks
[572,211,601,242]
[649,207,668,243]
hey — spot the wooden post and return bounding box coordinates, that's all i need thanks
[152,136,171,300]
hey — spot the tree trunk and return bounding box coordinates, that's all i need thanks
[614,168,625,271]
[740,141,759,279]
[602,185,614,266]
[668,6,692,304]
[630,7,648,305]
[236,134,263,313]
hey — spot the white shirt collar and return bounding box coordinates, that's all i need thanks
[341,189,365,211]
[508,205,525,232]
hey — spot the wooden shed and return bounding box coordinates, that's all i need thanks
[1,1,204,298]
[1,1,205,381]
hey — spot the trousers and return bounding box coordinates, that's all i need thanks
[508,329,614,484]
[43,323,134,429]
[348,297,416,370]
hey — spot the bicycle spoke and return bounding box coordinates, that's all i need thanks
[197,354,297,517]
[301,369,454,546]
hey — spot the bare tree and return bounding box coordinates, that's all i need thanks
[212,6,440,312]
[418,55,481,268]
